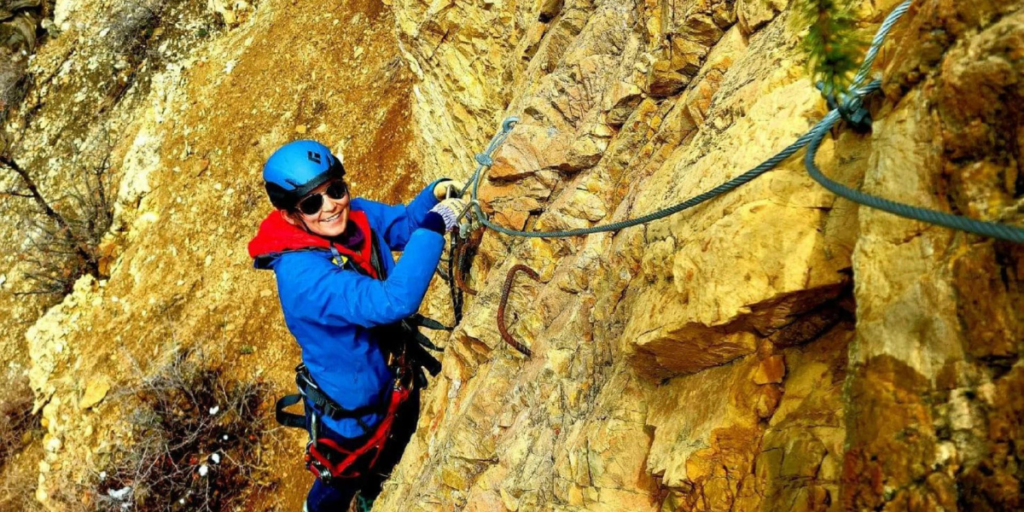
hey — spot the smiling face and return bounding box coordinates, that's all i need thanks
[281,180,351,238]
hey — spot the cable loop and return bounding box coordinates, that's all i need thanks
[454,1,1023,244]
[818,82,872,131]
[501,118,519,132]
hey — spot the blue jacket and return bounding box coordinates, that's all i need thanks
[248,184,444,437]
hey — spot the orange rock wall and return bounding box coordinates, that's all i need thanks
[0,0,1021,510]
[378,0,1024,510]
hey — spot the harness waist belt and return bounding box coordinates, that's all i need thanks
[294,364,389,430]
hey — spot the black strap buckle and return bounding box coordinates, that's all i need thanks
[274,393,305,429]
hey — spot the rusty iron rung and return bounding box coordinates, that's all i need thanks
[497,264,539,357]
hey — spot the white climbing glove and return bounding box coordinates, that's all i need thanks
[430,198,468,232]
[432,179,467,201]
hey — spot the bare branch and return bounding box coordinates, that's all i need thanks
[0,155,96,268]
[91,354,273,511]
[0,188,33,198]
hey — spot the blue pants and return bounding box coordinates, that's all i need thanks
[305,388,421,512]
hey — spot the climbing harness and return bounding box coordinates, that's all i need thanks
[275,364,411,482]
[274,230,445,482]
[497,264,540,357]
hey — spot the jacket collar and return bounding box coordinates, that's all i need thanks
[248,209,375,275]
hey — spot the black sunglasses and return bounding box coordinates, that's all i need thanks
[296,180,349,216]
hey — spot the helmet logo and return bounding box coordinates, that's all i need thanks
[307,151,322,164]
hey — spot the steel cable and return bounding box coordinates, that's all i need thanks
[458,3,969,241]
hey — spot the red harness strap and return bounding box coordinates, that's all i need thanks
[305,386,411,480]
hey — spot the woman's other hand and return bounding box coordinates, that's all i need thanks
[433,179,467,201]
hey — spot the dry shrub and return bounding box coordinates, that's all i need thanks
[10,150,114,297]
[0,376,42,511]
[0,460,38,512]
[0,48,29,122]
[0,376,41,470]
[105,0,168,61]
[95,355,272,511]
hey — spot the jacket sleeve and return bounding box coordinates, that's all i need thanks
[351,180,446,251]
[273,229,445,328]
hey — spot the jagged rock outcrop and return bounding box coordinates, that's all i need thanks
[0,0,1021,510]
[1,0,425,508]
[0,0,46,54]
[376,0,1024,510]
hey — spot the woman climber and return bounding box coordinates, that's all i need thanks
[247,140,465,511]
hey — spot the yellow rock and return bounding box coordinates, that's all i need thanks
[11,0,1022,509]
[79,378,110,410]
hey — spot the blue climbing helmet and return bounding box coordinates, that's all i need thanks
[263,140,346,210]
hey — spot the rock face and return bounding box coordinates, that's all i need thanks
[0,0,45,54]
[0,0,426,508]
[377,0,1024,510]
[0,0,1021,511]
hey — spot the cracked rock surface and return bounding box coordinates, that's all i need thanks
[0,0,1021,510]
[381,0,1024,510]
